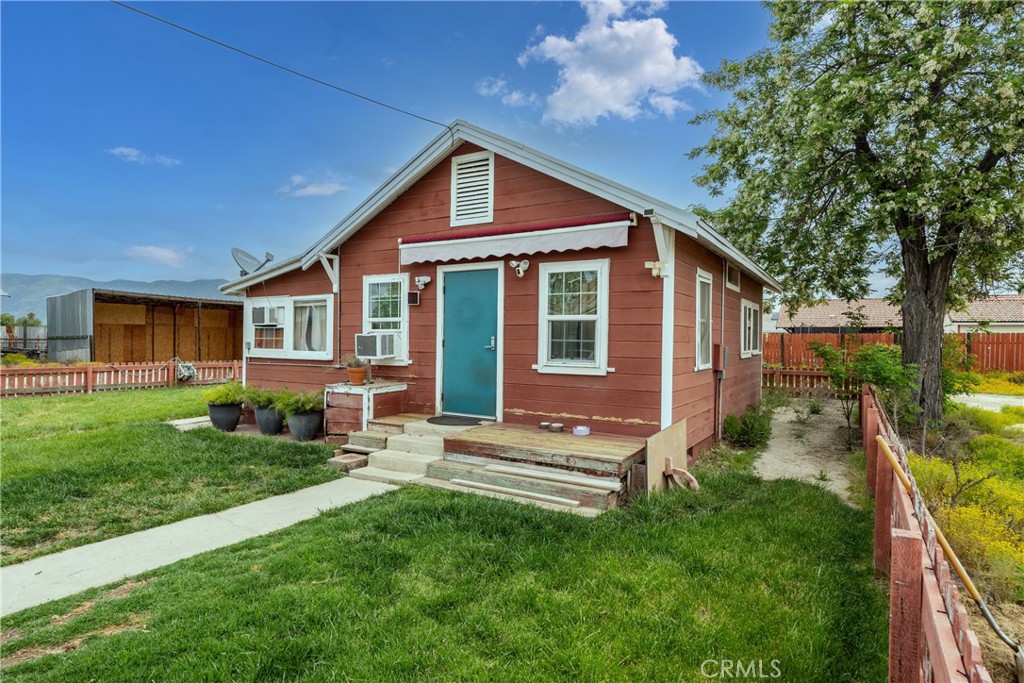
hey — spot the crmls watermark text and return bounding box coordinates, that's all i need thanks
[700,659,782,679]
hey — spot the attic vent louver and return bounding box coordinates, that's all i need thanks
[451,151,494,227]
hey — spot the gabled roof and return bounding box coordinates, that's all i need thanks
[948,294,1024,323]
[778,298,901,330]
[224,120,782,293]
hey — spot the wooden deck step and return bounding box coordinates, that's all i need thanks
[367,413,434,435]
[426,460,617,510]
[417,477,603,518]
[443,423,645,478]
[347,430,390,450]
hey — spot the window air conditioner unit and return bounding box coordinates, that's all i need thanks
[354,332,398,359]
[252,306,280,327]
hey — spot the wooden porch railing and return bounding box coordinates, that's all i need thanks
[0,360,241,397]
[861,386,993,683]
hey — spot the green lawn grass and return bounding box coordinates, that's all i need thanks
[0,478,888,682]
[1,388,338,565]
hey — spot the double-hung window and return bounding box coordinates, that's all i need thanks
[247,296,333,360]
[741,299,761,358]
[695,269,713,370]
[362,274,409,362]
[536,259,610,375]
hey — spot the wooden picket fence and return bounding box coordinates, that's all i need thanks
[861,386,992,683]
[763,332,898,368]
[956,332,1024,372]
[0,360,241,397]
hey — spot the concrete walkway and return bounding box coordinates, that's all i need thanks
[1,477,396,616]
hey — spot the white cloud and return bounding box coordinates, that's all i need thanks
[475,76,539,108]
[125,245,191,267]
[277,173,348,198]
[108,146,181,166]
[518,0,703,126]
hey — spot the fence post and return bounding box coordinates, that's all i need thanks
[86,365,94,394]
[889,529,923,683]
[866,405,878,495]
[167,359,176,388]
[874,437,894,574]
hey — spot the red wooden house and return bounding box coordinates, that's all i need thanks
[222,121,780,499]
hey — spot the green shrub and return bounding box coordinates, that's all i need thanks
[1009,372,1024,385]
[808,398,824,415]
[202,381,246,406]
[245,386,287,410]
[968,434,1024,480]
[723,408,772,448]
[277,390,324,417]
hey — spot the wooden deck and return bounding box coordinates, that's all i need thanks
[444,423,646,478]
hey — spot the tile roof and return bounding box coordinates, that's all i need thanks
[778,298,902,329]
[947,294,1024,323]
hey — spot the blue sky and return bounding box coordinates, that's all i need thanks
[2,1,774,283]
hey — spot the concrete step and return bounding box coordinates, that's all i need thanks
[326,454,368,472]
[426,460,616,510]
[339,444,378,455]
[347,430,390,450]
[417,477,603,518]
[369,449,442,475]
[386,433,445,457]
[349,466,423,485]
[367,413,434,435]
[403,421,479,438]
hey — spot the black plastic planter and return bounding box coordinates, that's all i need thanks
[208,404,242,432]
[288,411,323,442]
[254,407,285,436]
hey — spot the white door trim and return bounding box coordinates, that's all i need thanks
[435,261,505,420]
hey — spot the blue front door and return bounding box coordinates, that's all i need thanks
[442,268,498,418]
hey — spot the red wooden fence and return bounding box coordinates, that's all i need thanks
[861,386,993,683]
[0,360,241,397]
[763,333,898,368]
[957,332,1024,372]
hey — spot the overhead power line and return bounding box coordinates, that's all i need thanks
[109,0,451,133]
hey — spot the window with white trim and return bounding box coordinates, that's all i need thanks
[726,262,741,291]
[450,151,494,227]
[741,299,761,358]
[696,270,713,370]
[362,274,410,362]
[246,296,333,360]
[537,259,610,375]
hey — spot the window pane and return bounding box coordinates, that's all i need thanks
[549,320,597,362]
[698,280,711,366]
[254,326,284,350]
[293,302,327,352]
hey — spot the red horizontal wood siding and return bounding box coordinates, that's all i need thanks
[672,234,764,458]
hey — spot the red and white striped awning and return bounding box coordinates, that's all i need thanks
[398,213,632,266]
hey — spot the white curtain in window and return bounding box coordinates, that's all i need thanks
[294,303,327,352]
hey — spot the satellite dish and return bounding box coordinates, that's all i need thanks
[231,248,274,276]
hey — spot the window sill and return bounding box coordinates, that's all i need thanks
[370,358,412,367]
[532,364,614,376]
[740,350,762,360]
[694,364,712,372]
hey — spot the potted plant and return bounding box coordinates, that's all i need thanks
[246,386,285,436]
[278,389,324,442]
[202,381,246,432]
[342,353,367,385]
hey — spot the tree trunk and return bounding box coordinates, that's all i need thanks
[901,240,953,423]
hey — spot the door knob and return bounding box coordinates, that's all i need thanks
[484,336,496,351]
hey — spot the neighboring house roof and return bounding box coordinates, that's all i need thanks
[222,120,781,294]
[947,294,1024,323]
[778,298,902,330]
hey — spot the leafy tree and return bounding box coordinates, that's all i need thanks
[15,312,42,327]
[0,313,14,327]
[691,2,1024,422]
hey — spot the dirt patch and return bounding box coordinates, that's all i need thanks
[755,400,855,504]
[967,601,1024,683]
[0,615,146,669]
[0,629,23,646]
[48,579,150,627]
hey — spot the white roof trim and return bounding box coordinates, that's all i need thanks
[290,120,778,291]
[399,220,630,266]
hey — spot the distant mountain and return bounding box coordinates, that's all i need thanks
[0,274,238,322]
